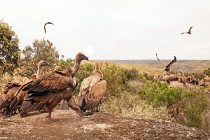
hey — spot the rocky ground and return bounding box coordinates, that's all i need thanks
[0,110,209,140]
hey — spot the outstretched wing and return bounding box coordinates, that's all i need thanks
[188,26,193,32]
[165,56,177,71]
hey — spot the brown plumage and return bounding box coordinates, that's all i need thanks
[0,60,50,117]
[20,52,92,119]
[165,56,177,72]
[44,22,54,34]
[0,83,21,116]
[78,62,107,112]
[181,26,193,35]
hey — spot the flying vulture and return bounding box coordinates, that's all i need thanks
[181,26,193,35]
[156,53,160,61]
[44,22,54,34]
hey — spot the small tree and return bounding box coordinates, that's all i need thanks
[20,39,59,77]
[0,20,20,75]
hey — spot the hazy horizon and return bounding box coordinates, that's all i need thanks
[0,0,210,60]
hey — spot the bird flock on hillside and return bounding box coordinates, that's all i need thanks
[1,22,209,121]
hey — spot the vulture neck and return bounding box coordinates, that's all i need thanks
[36,64,43,79]
[71,59,81,77]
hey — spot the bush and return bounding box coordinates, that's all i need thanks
[140,81,208,128]
[141,81,181,107]
[178,89,208,128]
[102,63,142,97]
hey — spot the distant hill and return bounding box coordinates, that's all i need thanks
[102,60,210,74]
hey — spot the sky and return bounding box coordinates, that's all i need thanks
[0,0,210,60]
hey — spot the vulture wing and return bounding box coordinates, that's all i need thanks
[165,56,177,72]
[156,53,160,61]
[84,80,107,111]
[79,75,102,96]
[188,26,193,32]
[23,72,75,100]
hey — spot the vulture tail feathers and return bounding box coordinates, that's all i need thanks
[79,97,87,112]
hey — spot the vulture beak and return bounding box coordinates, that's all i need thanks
[45,62,50,66]
[83,55,89,61]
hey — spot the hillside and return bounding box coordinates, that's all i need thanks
[106,60,210,74]
[0,110,208,140]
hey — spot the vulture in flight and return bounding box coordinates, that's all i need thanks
[20,52,92,119]
[156,53,160,61]
[165,56,177,72]
[0,60,50,117]
[181,26,193,35]
[44,22,54,34]
[78,62,107,112]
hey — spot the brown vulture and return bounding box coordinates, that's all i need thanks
[181,26,193,35]
[0,82,21,116]
[78,62,107,112]
[44,22,54,34]
[20,52,92,119]
[0,60,49,117]
[165,56,177,72]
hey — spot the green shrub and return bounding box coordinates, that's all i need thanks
[102,63,142,97]
[140,80,208,128]
[178,89,208,128]
[141,81,181,107]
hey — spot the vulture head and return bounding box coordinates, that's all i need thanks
[31,60,50,80]
[76,52,89,62]
[38,60,50,67]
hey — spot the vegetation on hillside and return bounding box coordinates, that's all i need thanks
[0,20,210,131]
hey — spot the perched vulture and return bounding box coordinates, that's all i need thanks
[0,82,21,116]
[31,60,50,79]
[78,62,107,112]
[0,60,49,117]
[181,26,193,35]
[165,56,177,72]
[20,52,92,119]
[44,22,54,34]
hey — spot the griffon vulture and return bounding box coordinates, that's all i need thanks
[20,52,92,119]
[165,56,177,72]
[0,60,49,117]
[78,62,107,112]
[0,82,21,116]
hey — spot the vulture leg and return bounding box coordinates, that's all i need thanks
[45,103,53,120]
[48,109,52,120]
[67,98,93,116]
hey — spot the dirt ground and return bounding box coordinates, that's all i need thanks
[0,110,209,140]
